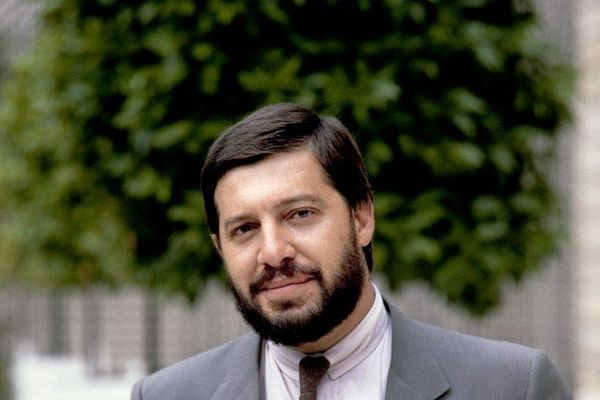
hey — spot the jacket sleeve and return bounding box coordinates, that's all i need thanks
[526,351,572,400]
[131,379,143,400]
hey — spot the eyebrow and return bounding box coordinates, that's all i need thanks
[276,194,325,210]
[222,194,325,232]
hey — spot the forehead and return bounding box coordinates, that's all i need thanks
[213,149,338,217]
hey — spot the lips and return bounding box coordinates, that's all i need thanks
[249,262,323,298]
[259,274,315,292]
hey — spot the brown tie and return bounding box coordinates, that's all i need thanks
[299,356,330,400]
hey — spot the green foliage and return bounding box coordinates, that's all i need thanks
[0,0,572,314]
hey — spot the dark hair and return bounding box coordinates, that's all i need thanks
[201,103,374,270]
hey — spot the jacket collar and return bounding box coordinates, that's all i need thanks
[227,299,450,400]
[385,301,450,400]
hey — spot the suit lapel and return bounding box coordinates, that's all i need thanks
[384,301,449,400]
[385,370,432,400]
[210,333,263,400]
[212,369,261,400]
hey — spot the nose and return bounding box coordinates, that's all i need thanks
[256,222,295,268]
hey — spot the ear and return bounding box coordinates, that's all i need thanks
[211,233,223,257]
[352,200,375,248]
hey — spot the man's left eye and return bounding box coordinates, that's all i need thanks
[293,209,313,219]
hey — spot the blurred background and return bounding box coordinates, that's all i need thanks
[0,0,598,399]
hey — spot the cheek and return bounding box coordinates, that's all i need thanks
[222,248,255,286]
[301,221,352,270]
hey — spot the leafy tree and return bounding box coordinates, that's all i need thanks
[0,0,572,314]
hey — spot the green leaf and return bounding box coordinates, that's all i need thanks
[152,121,192,149]
[446,142,485,170]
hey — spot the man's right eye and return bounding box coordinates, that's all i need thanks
[232,224,255,237]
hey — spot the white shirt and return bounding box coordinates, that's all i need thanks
[264,284,392,400]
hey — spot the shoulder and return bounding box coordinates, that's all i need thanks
[410,315,536,365]
[386,301,572,399]
[131,333,262,400]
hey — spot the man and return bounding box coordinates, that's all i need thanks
[131,103,571,400]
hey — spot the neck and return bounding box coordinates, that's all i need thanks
[293,281,375,354]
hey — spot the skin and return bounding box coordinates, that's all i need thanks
[212,148,375,353]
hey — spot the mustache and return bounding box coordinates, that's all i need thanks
[249,260,322,297]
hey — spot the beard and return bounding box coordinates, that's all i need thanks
[226,231,367,346]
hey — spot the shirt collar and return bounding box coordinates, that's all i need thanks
[267,284,390,381]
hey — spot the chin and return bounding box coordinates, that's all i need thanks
[265,299,323,322]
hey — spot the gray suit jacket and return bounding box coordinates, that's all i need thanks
[131,302,571,399]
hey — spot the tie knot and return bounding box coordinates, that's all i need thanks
[299,356,330,400]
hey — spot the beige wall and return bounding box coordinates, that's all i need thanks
[573,0,600,398]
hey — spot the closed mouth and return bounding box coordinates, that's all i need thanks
[260,275,315,292]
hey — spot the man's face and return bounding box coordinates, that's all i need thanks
[212,148,374,346]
